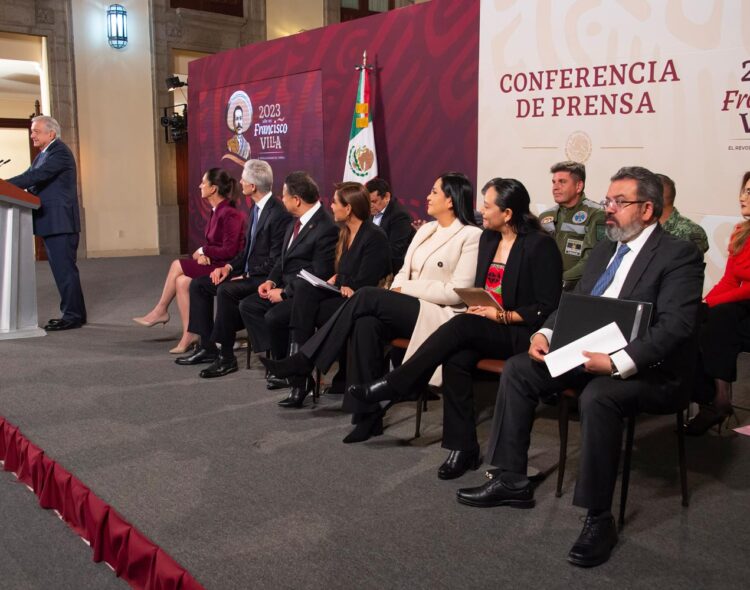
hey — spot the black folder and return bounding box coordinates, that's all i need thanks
[549,293,653,352]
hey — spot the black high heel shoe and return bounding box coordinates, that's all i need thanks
[342,410,384,443]
[277,375,314,408]
[260,352,314,379]
[684,404,734,436]
[347,378,400,404]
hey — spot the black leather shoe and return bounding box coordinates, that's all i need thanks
[438,448,482,480]
[456,473,535,508]
[199,356,238,378]
[277,376,314,408]
[175,347,219,365]
[260,352,314,379]
[266,375,290,390]
[567,513,618,567]
[44,319,82,331]
[347,379,400,404]
[342,410,385,443]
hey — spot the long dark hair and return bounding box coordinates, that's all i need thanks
[481,178,542,235]
[732,171,750,255]
[439,172,478,226]
[333,182,371,271]
[205,168,241,206]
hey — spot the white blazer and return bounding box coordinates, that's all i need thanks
[391,218,481,385]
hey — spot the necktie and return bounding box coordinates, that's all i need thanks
[291,219,302,242]
[31,151,47,169]
[590,243,630,296]
[244,205,260,274]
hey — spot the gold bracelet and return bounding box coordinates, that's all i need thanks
[503,311,510,325]
[495,308,503,323]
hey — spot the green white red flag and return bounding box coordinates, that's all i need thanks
[343,52,378,182]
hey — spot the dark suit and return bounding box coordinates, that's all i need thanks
[188,195,291,350]
[377,197,414,273]
[266,220,392,355]
[7,139,86,323]
[240,204,338,357]
[385,230,563,450]
[485,224,704,511]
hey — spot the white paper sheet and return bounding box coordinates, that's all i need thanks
[544,322,628,378]
[297,269,340,293]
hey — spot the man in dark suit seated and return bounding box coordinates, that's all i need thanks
[239,171,339,377]
[176,159,291,376]
[6,115,86,331]
[366,178,415,274]
[455,166,704,568]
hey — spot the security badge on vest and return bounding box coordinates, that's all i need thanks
[539,198,605,270]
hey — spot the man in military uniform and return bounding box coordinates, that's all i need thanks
[656,173,709,256]
[539,161,605,290]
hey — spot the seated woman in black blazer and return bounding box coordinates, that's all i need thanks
[266,182,392,405]
[261,172,482,444]
[349,177,563,479]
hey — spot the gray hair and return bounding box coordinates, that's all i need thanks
[610,166,664,218]
[241,159,273,194]
[32,115,61,138]
[550,160,586,185]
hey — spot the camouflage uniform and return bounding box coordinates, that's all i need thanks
[539,197,606,290]
[661,207,709,255]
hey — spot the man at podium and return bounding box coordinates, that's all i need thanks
[6,115,86,331]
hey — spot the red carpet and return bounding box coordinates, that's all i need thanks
[0,416,204,590]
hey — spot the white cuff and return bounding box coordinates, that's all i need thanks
[610,349,637,379]
[532,328,553,345]
[197,247,204,255]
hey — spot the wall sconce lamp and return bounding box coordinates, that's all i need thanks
[166,76,188,92]
[107,4,128,49]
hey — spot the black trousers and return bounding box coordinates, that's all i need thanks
[44,233,86,323]
[299,286,421,416]
[188,275,263,354]
[239,293,291,359]
[386,313,520,451]
[486,353,681,511]
[701,301,750,383]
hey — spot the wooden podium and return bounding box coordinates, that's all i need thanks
[0,179,46,339]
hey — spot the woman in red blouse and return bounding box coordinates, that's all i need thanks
[133,168,246,353]
[687,171,750,435]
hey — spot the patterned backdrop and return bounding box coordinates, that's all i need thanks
[187,0,480,249]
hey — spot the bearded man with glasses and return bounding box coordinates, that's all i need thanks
[454,166,704,568]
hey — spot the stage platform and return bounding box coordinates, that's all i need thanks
[1,255,749,589]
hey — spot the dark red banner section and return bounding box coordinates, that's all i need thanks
[188,0,479,249]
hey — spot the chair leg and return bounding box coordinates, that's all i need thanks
[618,416,635,527]
[676,410,689,507]
[556,395,570,497]
[246,341,252,370]
[312,368,321,405]
[414,389,428,439]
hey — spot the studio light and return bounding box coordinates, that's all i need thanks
[107,4,128,49]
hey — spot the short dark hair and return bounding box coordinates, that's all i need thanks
[655,173,676,205]
[481,178,542,235]
[284,171,319,204]
[365,177,391,197]
[610,166,663,218]
[550,160,586,186]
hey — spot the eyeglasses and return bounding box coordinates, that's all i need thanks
[599,198,647,211]
[742,188,750,196]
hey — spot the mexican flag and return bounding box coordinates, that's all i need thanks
[343,59,378,183]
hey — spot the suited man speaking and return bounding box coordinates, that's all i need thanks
[6,115,86,331]
[177,159,291,376]
[455,167,704,568]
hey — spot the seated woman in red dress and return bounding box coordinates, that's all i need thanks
[687,171,750,434]
[133,168,246,353]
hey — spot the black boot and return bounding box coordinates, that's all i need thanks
[342,410,385,444]
[277,375,314,408]
[347,378,400,404]
[437,448,482,480]
[260,350,313,379]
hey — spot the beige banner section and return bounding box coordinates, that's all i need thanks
[478,0,750,288]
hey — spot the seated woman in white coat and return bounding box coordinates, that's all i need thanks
[261,172,482,443]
